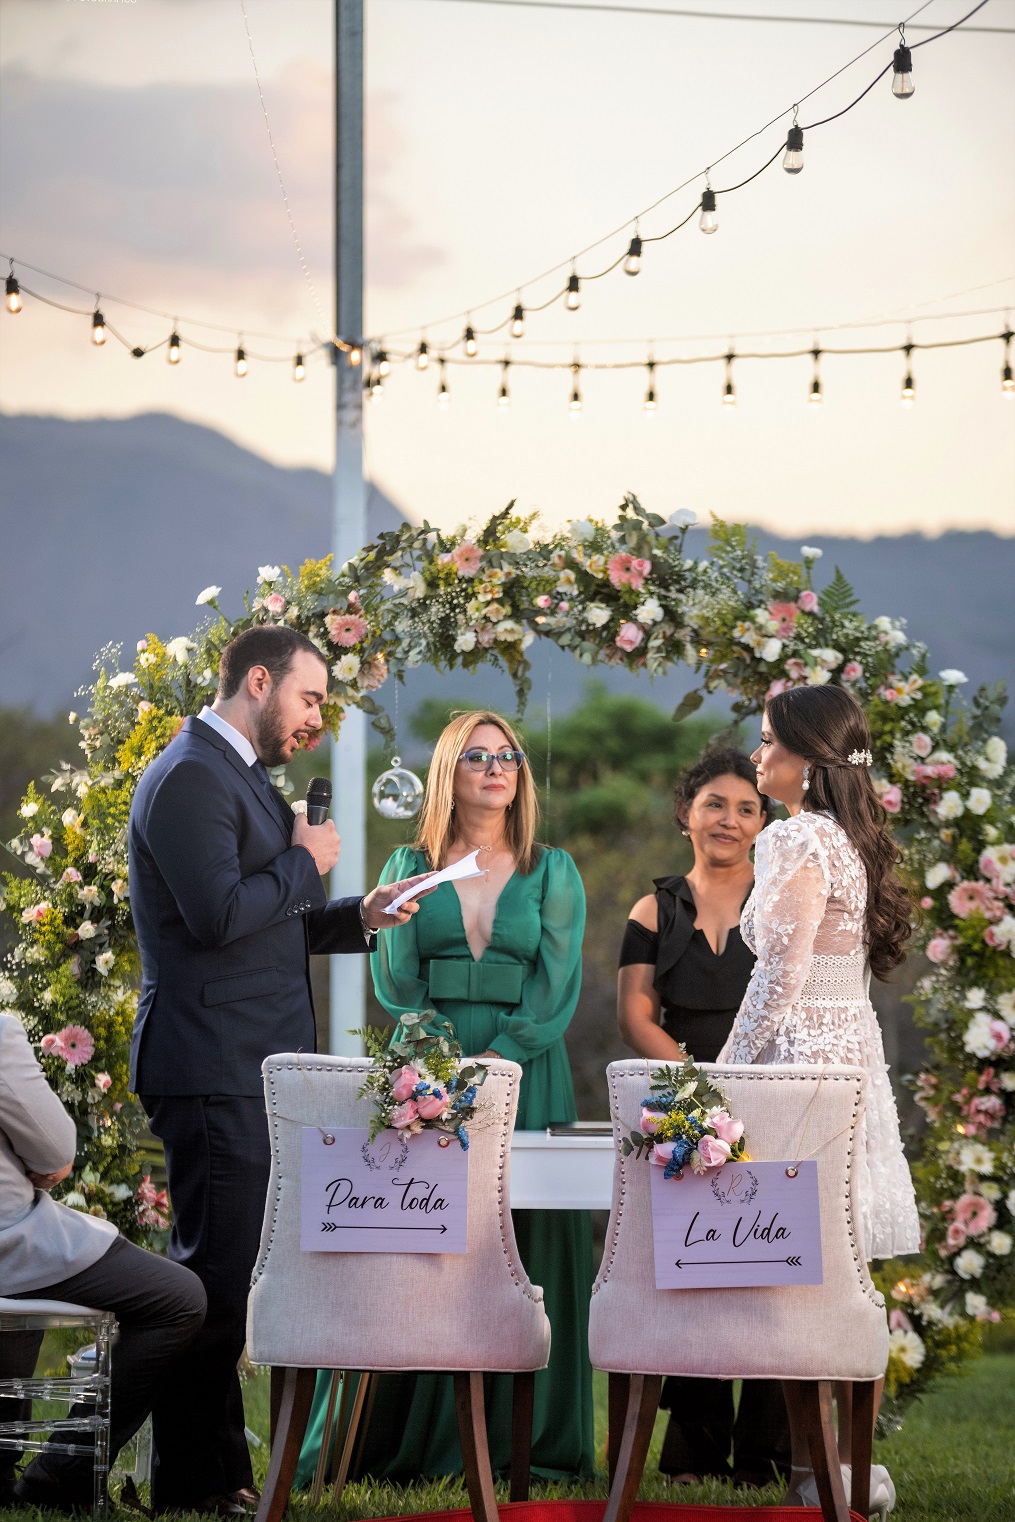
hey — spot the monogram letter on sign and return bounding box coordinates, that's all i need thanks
[300,1128,469,1253]
[650,1160,823,1289]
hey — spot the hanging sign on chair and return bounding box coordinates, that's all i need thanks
[649,1160,823,1289]
[300,1127,469,1253]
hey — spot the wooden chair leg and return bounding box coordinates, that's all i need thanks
[607,1372,630,1489]
[332,1371,373,1504]
[782,1378,849,1522]
[453,1371,499,1522]
[510,1370,535,1502]
[350,1369,379,1480]
[329,1369,355,1484]
[602,1373,662,1522]
[255,1367,316,1522]
[310,1370,342,1507]
[849,1379,876,1520]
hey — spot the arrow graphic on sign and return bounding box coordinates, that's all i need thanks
[321,1221,448,1233]
[673,1255,803,1268]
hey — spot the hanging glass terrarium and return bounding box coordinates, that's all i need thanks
[371,756,424,820]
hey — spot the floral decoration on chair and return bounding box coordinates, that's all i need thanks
[621,1061,748,1180]
[353,1012,489,1149]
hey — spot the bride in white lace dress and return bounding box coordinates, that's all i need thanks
[718,685,919,1513]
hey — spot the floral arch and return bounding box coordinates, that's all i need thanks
[4,497,1013,1419]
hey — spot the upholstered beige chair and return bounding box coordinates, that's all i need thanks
[246,1054,550,1522]
[590,1061,889,1522]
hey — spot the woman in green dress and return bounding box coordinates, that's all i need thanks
[297,709,594,1484]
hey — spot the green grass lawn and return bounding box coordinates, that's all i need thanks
[5,1354,1014,1520]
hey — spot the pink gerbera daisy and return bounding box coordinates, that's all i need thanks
[55,1025,95,1066]
[451,542,482,577]
[325,612,369,647]
[948,881,993,920]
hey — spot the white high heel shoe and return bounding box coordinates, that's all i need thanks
[790,1461,895,1520]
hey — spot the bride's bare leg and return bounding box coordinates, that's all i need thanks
[780,1382,813,1506]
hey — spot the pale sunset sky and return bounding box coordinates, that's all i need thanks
[1,0,1013,537]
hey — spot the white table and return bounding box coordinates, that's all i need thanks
[509,1124,616,1210]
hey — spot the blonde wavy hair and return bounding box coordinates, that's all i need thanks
[414,710,541,875]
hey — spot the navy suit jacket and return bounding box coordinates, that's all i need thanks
[128,716,367,1097]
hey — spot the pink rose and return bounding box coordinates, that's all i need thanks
[768,601,799,636]
[630,558,652,589]
[766,679,792,700]
[989,1018,1011,1052]
[639,1108,662,1135]
[535,595,553,609]
[557,601,570,613]
[650,1140,680,1167]
[881,785,903,815]
[785,658,808,680]
[912,733,933,758]
[325,612,369,647]
[696,1135,732,1169]
[842,661,863,683]
[61,868,83,884]
[263,593,287,616]
[797,589,819,614]
[710,1113,745,1147]
[94,1072,112,1093]
[954,1194,996,1237]
[40,1033,64,1057]
[390,1065,420,1103]
[615,622,644,653]
[883,687,897,703]
[30,833,52,859]
[926,934,957,965]
[390,1100,419,1129]
[416,1088,450,1120]
[451,542,482,577]
[945,1220,968,1251]
[888,1309,912,1332]
[920,895,933,910]
[348,590,360,605]
[936,763,956,782]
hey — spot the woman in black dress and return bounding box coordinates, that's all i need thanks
[617,745,790,1490]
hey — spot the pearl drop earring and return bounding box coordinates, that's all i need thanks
[802,764,810,793]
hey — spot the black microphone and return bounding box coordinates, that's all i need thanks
[306,776,332,826]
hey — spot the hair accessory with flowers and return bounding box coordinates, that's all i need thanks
[849,748,874,767]
[621,1060,749,1179]
[352,1012,489,1149]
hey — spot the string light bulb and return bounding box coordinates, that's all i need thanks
[644,362,657,413]
[91,308,106,346]
[376,348,391,378]
[510,302,525,339]
[699,186,718,235]
[234,344,247,378]
[498,359,511,409]
[624,231,642,276]
[293,353,305,382]
[892,29,915,98]
[783,122,804,175]
[566,270,580,311]
[1002,333,1014,397]
[901,344,915,405]
[347,343,363,367]
[722,352,736,407]
[809,349,823,405]
[569,362,582,415]
[437,358,450,409]
[369,370,384,401]
[167,330,181,365]
[463,323,477,358]
[5,268,22,314]
[416,338,429,371]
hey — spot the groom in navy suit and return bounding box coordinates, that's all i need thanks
[128,625,427,1514]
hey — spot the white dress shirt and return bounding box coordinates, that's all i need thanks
[198,705,258,767]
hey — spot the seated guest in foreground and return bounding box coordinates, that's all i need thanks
[297,709,594,1484]
[617,746,789,1489]
[0,1012,206,1509]
[718,684,919,1512]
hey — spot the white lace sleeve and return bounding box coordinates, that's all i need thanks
[719,817,830,1063]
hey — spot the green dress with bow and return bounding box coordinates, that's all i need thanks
[294,843,595,1483]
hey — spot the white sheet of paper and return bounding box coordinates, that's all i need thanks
[381,848,487,915]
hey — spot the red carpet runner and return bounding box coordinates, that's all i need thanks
[369,1504,868,1521]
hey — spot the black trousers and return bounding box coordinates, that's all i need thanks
[140,1094,271,1509]
[658,1375,790,1484]
[0,1235,206,1499]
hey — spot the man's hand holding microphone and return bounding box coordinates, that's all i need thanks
[291,776,433,929]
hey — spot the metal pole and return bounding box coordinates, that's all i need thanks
[330,0,366,1056]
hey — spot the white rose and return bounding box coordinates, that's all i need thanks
[569,519,596,542]
[95,951,115,976]
[19,801,39,818]
[925,862,951,889]
[504,530,531,553]
[634,597,664,626]
[670,508,698,528]
[405,571,426,602]
[331,655,360,682]
[924,709,943,732]
[76,920,98,941]
[885,627,908,650]
[454,630,477,653]
[165,637,195,665]
[964,1014,999,1060]
[939,668,968,687]
[585,605,611,628]
[986,1230,1012,1256]
[976,737,1007,780]
[806,666,831,686]
[998,992,1015,1020]
[195,585,222,606]
[964,1292,989,1318]
[107,672,136,689]
[964,988,987,1009]
[936,790,965,820]
[966,788,992,816]
[811,647,843,670]
[887,1329,925,1369]
[958,1142,994,1176]
[760,638,783,663]
[800,545,823,560]
[953,1248,985,1280]
[62,809,83,830]
[257,565,282,585]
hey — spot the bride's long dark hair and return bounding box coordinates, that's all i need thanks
[765,684,912,980]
